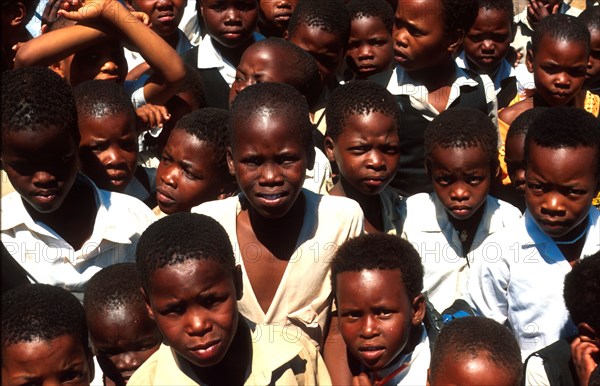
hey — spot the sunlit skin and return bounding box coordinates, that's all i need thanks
[336,269,425,371]
[346,16,394,79]
[128,0,186,46]
[463,7,513,76]
[78,112,138,193]
[525,143,599,241]
[427,354,520,386]
[505,134,526,196]
[1,335,92,386]
[257,0,297,37]
[585,28,600,90]
[200,0,258,49]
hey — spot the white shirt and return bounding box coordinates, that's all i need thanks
[1,176,156,294]
[467,208,600,358]
[402,193,521,312]
[303,147,332,195]
[455,51,517,96]
[124,29,192,71]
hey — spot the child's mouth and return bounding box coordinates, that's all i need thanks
[358,345,385,364]
[256,192,288,206]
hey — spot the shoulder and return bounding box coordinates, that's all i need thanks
[488,196,523,222]
[128,344,165,385]
[192,195,240,217]
[311,190,362,216]
[100,189,155,222]
[499,99,531,125]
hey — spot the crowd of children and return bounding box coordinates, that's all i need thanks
[2,0,600,384]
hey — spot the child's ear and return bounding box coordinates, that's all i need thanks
[140,287,156,321]
[324,136,336,162]
[526,48,535,73]
[50,61,66,79]
[8,2,26,26]
[226,146,236,177]
[411,293,426,326]
[283,29,289,40]
[233,265,243,301]
[447,29,465,54]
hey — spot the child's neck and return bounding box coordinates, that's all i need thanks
[329,179,383,233]
[163,31,180,50]
[553,216,590,266]
[447,203,486,255]
[406,59,456,91]
[212,38,253,68]
[24,178,97,250]
[533,92,579,108]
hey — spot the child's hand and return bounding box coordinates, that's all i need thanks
[571,336,599,386]
[57,0,119,22]
[40,0,64,33]
[130,10,150,26]
[136,104,171,130]
[527,0,559,28]
[352,373,373,386]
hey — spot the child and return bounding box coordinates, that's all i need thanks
[155,108,236,217]
[427,317,522,386]
[193,82,364,347]
[74,80,156,206]
[579,6,600,95]
[324,80,404,234]
[456,0,518,109]
[344,0,394,81]
[84,263,162,386]
[524,251,600,386]
[0,0,37,70]
[183,0,261,110]
[1,67,155,295]
[382,0,497,196]
[331,233,429,385]
[2,284,93,385]
[402,108,521,314]
[257,0,297,38]
[130,212,331,384]
[468,106,600,358]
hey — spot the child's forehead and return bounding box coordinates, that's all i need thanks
[538,35,589,54]
[477,6,512,23]
[397,0,442,19]
[337,268,405,289]
[430,144,489,165]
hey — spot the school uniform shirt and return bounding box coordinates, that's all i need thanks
[128,325,332,385]
[467,208,600,358]
[123,167,157,204]
[0,175,155,295]
[124,29,192,71]
[402,193,521,312]
[379,186,407,236]
[192,189,364,347]
[303,147,333,195]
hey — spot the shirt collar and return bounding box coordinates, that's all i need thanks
[196,35,228,70]
[456,51,515,93]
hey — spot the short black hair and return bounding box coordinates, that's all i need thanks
[441,0,479,36]
[578,6,600,32]
[524,107,600,180]
[478,0,514,22]
[136,213,235,291]
[173,108,232,182]
[564,251,600,332]
[250,38,322,109]
[331,234,424,300]
[424,108,499,171]
[287,0,351,44]
[83,263,146,320]
[325,80,400,141]
[429,316,522,383]
[531,13,590,55]
[2,284,88,350]
[177,64,207,108]
[506,107,548,140]
[346,0,394,32]
[1,67,79,142]
[73,80,135,121]
[229,82,313,152]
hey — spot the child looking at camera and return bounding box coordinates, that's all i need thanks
[130,213,331,384]
[402,108,521,313]
[256,0,296,38]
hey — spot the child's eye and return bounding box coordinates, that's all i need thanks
[348,146,369,155]
[382,145,400,155]
[527,182,544,192]
[467,176,484,185]
[184,168,202,180]
[59,368,85,383]
[343,311,361,320]
[568,188,587,196]
[160,153,172,165]
[435,176,452,186]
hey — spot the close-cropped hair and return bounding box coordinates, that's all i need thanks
[83,263,145,316]
[136,213,235,291]
[325,80,400,141]
[578,6,600,32]
[478,0,514,22]
[531,13,591,55]
[441,0,479,36]
[229,82,313,152]
[178,64,207,108]
[524,106,600,178]
[173,108,232,181]
[345,0,394,32]
[1,67,79,142]
[73,80,135,120]
[564,251,600,332]
[506,107,548,140]
[331,234,424,300]
[424,108,499,170]
[287,0,351,44]
[2,284,88,349]
[429,316,522,383]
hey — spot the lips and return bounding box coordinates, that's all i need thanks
[274,12,292,21]
[221,30,244,39]
[32,190,59,203]
[107,171,129,186]
[358,345,386,365]
[188,339,221,362]
[255,191,288,206]
[157,12,175,23]
[156,186,175,205]
[393,49,409,65]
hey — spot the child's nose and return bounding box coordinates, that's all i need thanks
[101,60,120,75]
[31,170,57,187]
[358,45,374,60]
[160,165,178,187]
[258,164,284,186]
[366,151,385,170]
[541,192,566,215]
[115,352,140,370]
[223,7,242,24]
[359,315,379,338]
[481,39,495,53]
[103,147,127,166]
[186,310,212,336]
[393,28,408,47]
[450,184,470,201]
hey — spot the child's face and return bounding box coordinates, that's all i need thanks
[428,145,492,221]
[258,0,297,33]
[325,112,400,196]
[527,37,588,106]
[156,129,227,214]
[427,354,519,386]
[392,0,455,72]
[505,134,526,196]
[130,0,186,38]
[57,40,127,87]
[228,113,308,219]
[229,45,287,105]
[78,112,138,193]
[525,143,599,239]
[346,16,394,78]
[2,335,91,386]
[200,0,258,48]
[585,28,600,89]
[1,126,78,214]
[289,24,345,82]
[89,306,162,385]
[463,7,513,75]
[336,269,423,371]
[144,259,241,368]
